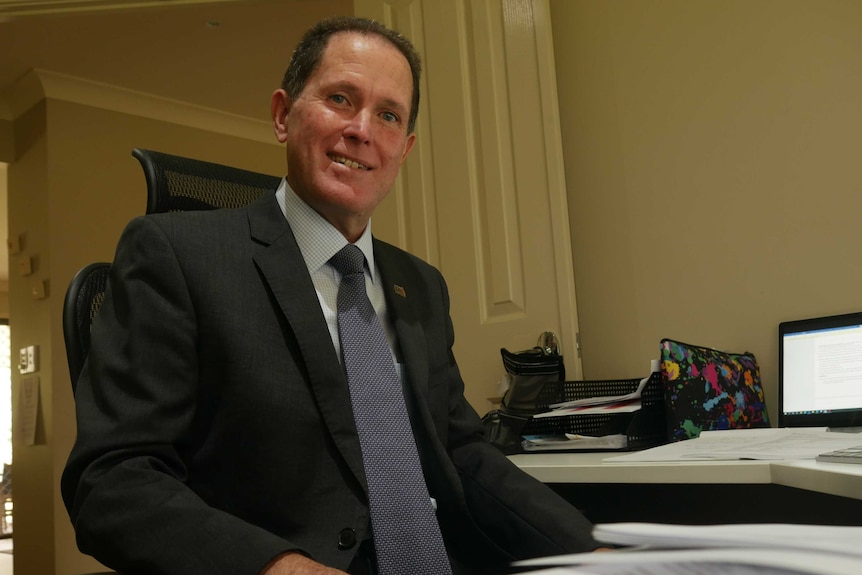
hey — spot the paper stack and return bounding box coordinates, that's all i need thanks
[518,371,654,452]
[603,427,862,462]
[521,433,628,452]
[513,522,862,574]
[532,373,651,420]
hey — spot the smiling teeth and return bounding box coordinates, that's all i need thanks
[330,155,370,170]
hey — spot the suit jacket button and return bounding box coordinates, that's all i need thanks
[338,528,357,550]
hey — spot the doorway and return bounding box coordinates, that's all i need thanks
[0,321,10,533]
[0,162,12,573]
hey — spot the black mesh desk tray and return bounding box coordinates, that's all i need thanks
[521,372,667,451]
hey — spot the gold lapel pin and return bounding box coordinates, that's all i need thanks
[393,284,406,298]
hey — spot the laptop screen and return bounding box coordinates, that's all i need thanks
[779,312,862,429]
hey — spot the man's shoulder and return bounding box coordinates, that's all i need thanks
[136,207,243,241]
[138,191,280,234]
[373,238,439,274]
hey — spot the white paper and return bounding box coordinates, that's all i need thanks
[604,427,862,462]
[548,374,652,410]
[592,523,862,558]
[514,521,862,575]
[533,399,642,419]
[17,376,39,445]
[522,434,628,451]
[515,548,862,575]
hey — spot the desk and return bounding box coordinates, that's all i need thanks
[510,453,862,525]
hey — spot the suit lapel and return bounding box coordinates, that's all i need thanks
[374,240,431,405]
[247,194,367,491]
[374,241,463,506]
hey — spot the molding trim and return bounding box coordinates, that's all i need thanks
[383,0,416,8]
[532,0,582,378]
[385,0,440,265]
[4,69,273,143]
[469,0,526,322]
[0,0,252,18]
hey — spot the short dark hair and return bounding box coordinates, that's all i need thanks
[281,16,422,134]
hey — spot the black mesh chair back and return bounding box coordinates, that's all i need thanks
[63,262,111,393]
[132,148,281,214]
[64,152,277,390]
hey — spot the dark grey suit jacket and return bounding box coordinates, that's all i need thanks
[62,192,597,575]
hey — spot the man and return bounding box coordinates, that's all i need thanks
[62,16,598,575]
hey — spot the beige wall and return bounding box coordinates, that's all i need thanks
[8,100,53,574]
[8,96,282,574]
[551,0,862,414]
[10,0,862,570]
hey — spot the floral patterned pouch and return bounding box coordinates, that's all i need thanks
[661,338,770,441]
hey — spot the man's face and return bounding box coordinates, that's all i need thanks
[272,32,416,241]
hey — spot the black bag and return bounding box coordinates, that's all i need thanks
[482,342,565,454]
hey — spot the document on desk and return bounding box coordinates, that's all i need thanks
[532,399,642,419]
[513,548,862,575]
[603,427,862,462]
[513,522,862,574]
[547,373,652,410]
[592,522,862,556]
[522,433,628,451]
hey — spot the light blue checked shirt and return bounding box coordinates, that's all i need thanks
[275,179,400,365]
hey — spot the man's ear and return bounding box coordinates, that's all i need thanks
[400,132,417,164]
[271,89,291,143]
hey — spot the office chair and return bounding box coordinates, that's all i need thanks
[132,148,281,214]
[63,262,112,393]
[61,151,279,574]
[64,152,279,391]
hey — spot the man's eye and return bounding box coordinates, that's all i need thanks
[331,94,347,104]
[381,111,399,123]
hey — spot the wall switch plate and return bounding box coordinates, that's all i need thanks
[31,280,47,300]
[7,234,21,255]
[18,256,32,276]
[18,345,39,374]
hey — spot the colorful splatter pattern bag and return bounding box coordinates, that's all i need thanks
[661,338,770,441]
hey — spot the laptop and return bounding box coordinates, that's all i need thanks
[779,312,862,463]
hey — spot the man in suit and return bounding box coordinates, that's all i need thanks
[62,16,599,575]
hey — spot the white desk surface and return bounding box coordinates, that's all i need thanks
[510,452,862,500]
[771,460,862,501]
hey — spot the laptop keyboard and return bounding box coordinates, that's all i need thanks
[816,445,862,464]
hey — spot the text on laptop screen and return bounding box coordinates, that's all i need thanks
[779,312,862,428]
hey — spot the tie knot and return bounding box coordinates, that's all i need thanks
[330,244,366,276]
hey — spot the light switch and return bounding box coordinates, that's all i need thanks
[17,349,27,373]
[18,257,32,276]
[18,345,39,374]
[7,234,21,255]
[31,280,47,300]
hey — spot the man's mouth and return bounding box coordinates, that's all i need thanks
[329,154,371,171]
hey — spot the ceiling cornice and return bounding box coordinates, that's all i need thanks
[0,0,252,19]
[5,68,273,143]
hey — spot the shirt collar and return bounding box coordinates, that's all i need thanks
[275,178,377,282]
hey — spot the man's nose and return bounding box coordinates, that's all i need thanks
[343,109,372,142]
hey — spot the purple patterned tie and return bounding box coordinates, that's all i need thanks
[330,245,452,575]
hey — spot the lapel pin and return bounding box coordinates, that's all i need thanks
[393,284,407,298]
